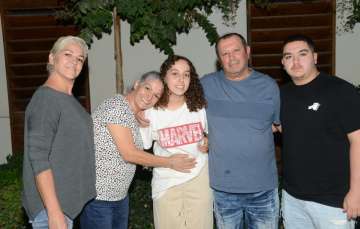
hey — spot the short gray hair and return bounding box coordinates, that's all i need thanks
[127,71,162,92]
[47,36,88,73]
[139,71,161,84]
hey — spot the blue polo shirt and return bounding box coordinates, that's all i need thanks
[201,70,280,193]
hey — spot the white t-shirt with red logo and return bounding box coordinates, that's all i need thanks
[140,103,208,199]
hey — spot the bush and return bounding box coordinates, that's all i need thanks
[0,154,28,229]
[129,168,154,229]
[0,154,154,228]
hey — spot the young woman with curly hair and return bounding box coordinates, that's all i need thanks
[140,55,213,229]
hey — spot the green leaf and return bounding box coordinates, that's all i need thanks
[57,0,246,54]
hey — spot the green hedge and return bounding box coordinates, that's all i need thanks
[0,154,154,228]
[129,168,154,229]
[0,154,28,229]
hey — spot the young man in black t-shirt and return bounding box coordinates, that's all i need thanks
[278,34,360,229]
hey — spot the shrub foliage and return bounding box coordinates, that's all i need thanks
[0,155,154,228]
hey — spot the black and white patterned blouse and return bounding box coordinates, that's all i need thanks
[92,94,143,201]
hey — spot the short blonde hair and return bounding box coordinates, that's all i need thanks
[47,36,88,73]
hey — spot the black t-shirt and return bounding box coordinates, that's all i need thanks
[280,72,360,208]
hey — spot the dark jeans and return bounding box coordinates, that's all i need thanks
[80,196,129,229]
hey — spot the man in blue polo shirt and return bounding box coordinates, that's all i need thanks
[201,32,280,229]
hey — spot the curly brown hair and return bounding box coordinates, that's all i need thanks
[154,55,207,112]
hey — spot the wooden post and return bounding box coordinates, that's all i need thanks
[113,7,123,94]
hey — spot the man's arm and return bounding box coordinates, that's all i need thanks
[343,129,360,219]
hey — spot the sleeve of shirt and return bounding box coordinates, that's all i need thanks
[26,92,60,176]
[103,97,132,128]
[272,81,281,125]
[139,109,154,149]
[336,83,360,134]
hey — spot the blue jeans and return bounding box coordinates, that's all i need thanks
[282,190,355,229]
[213,188,279,229]
[31,209,73,229]
[80,196,129,229]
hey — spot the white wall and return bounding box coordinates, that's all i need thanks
[0,16,13,164]
[336,24,360,86]
[88,3,247,110]
[88,34,117,110]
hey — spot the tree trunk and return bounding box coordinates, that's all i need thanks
[113,7,123,94]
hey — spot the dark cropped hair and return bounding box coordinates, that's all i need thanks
[215,32,248,58]
[283,34,316,52]
[155,55,207,112]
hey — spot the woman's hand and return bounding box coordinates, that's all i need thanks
[198,136,209,153]
[168,154,197,173]
[135,110,150,128]
[48,210,67,229]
